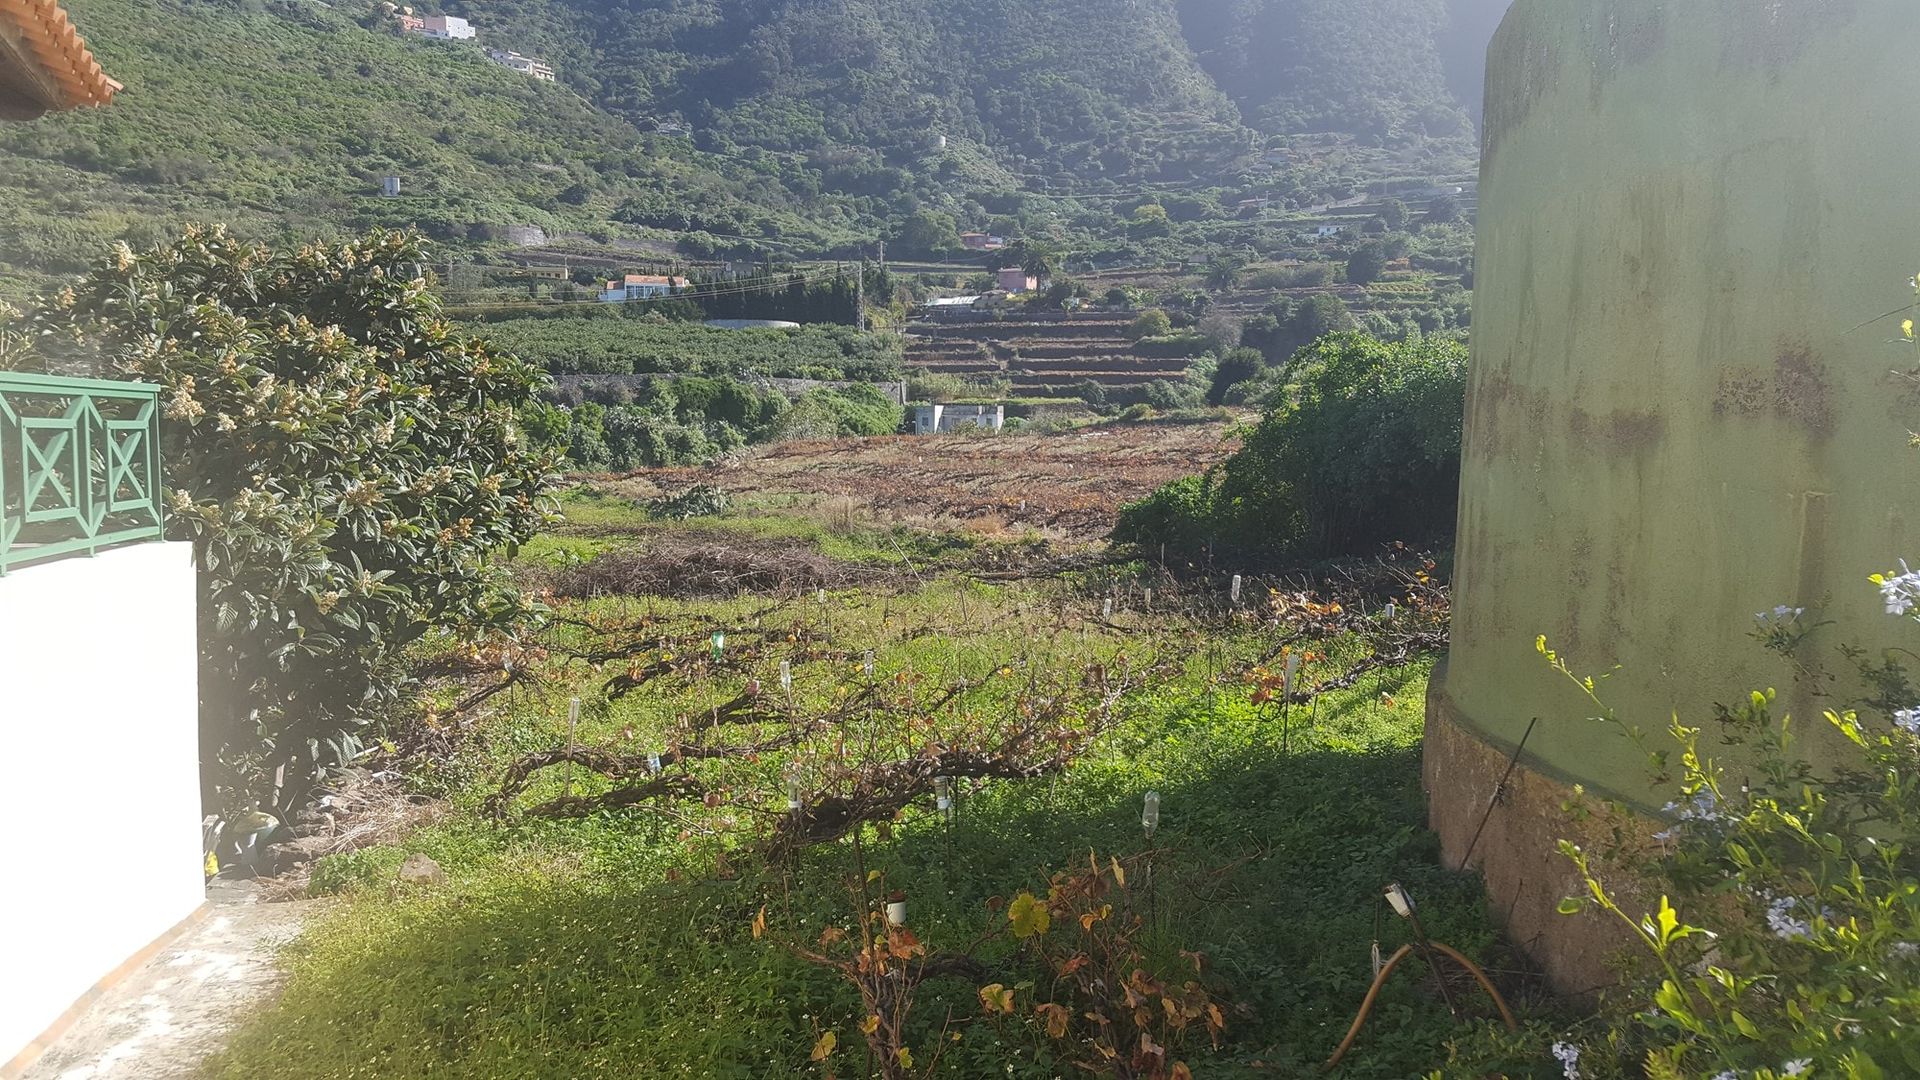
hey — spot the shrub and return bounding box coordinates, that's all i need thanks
[1128,308,1174,340]
[1115,333,1466,562]
[28,228,558,814]
[1542,584,1920,1078]
[1346,242,1390,285]
[1110,474,1215,554]
[1242,295,1357,368]
[648,486,729,518]
[1246,262,1336,290]
[1207,347,1266,406]
[906,369,967,404]
[771,385,903,440]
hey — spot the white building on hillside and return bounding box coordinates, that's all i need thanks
[420,14,475,39]
[913,403,1005,434]
[488,49,555,80]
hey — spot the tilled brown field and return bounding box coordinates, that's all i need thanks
[605,418,1240,542]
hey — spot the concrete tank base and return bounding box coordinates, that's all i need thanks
[1424,663,1652,996]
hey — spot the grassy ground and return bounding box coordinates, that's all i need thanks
[205,484,1560,1079]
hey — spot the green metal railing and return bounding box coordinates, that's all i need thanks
[0,371,165,576]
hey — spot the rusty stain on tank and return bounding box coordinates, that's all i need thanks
[1568,406,1665,455]
[1713,369,1771,416]
[1773,341,1833,438]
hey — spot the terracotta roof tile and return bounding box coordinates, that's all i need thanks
[0,0,118,118]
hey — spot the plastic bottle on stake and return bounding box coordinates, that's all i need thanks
[1230,575,1243,605]
[1142,790,1161,839]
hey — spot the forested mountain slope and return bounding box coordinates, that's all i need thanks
[0,0,1501,291]
[1174,0,1471,140]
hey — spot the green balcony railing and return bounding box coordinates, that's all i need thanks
[0,371,165,576]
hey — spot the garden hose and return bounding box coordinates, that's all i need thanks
[1323,941,1519,1071]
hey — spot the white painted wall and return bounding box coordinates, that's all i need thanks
[0,542,203,1062]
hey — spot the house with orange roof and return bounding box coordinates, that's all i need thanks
[0,0,118,121]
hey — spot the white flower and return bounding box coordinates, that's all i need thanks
[1781,1060,1812,1077]
[1879,560,1920,616]
[1551,1041,1582,1080]
[1711,1073,1737,1080]
[1895,708,1920,735]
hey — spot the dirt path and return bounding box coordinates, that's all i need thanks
[21,881,315,1080]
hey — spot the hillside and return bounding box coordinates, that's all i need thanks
[1175,0,1473,141]
[0,0,868,292]
[0,0,1497,293]
[468,0,1251,188]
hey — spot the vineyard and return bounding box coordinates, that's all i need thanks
[202,438,1561,1079]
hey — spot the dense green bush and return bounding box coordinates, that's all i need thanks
[1207,346,1267,406]
[1539,587,1920,1078]
[769,384,904,440]
[1115,333,1466,561]
[1245,262,1337,290]
[1127,308,1175,340]
[26,228,557,814]
[1241,294,1358,367]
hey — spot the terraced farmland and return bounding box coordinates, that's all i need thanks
[903,311,1189,396]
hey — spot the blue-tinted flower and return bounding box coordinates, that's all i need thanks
[1764,895,1833,941]
[1895,707,1920,735]
[1551,1041,1582,1080]
[1879,560,1920,616]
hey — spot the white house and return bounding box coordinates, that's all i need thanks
[419,14,475,39]
[913,403,1006,434]
[0,373,204,1075]
[601,274,691,303]
[488,49,555,80]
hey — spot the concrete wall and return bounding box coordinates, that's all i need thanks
[0,543,204,1066]
[1431,0,1920,985]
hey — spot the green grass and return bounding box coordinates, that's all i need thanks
[208,518,1559,1079]
[537,484,982,569]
